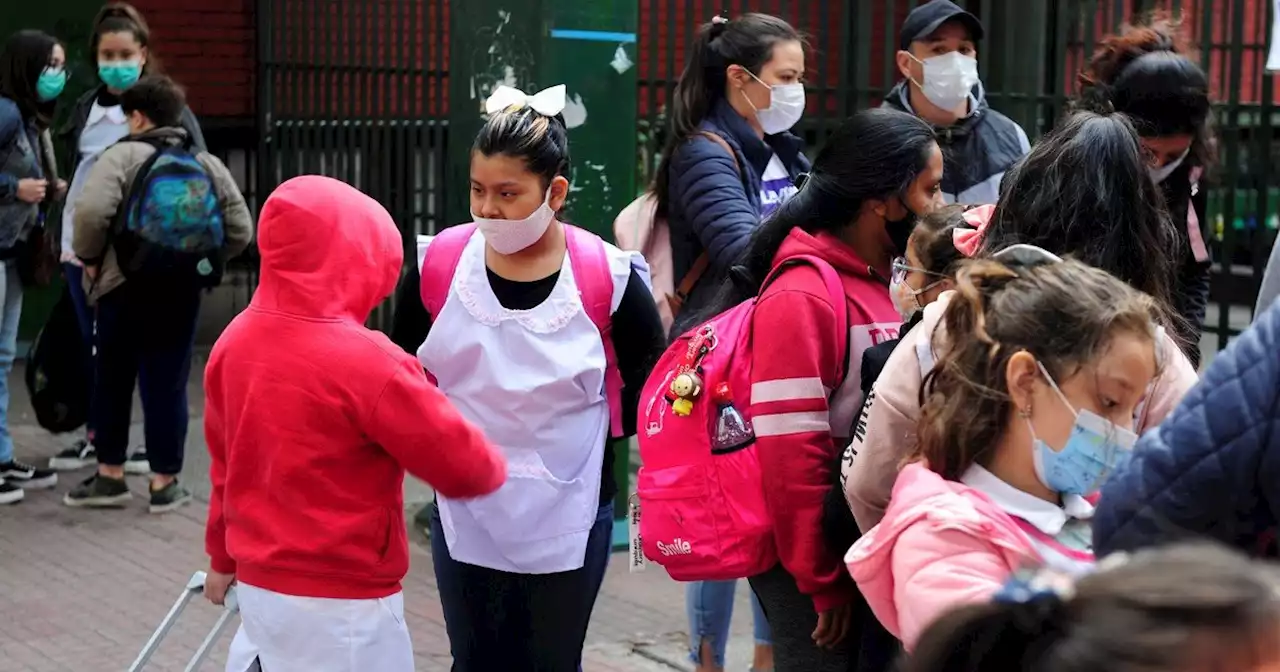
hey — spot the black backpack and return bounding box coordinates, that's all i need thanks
[25,286,90,434]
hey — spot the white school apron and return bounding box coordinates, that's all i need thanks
[417,229,639,574]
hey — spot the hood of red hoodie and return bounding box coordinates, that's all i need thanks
[773,228,888,284]
[252,176,403,322]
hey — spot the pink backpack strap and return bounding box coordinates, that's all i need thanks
[418,224,476,386]
[419,223,477,317]
[565,225,624,438]
[759,254,851,381]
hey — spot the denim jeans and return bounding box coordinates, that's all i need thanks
[431,501,614,671]
[62,263,94,436]
[687,580,771,668]
[0,261,22,464]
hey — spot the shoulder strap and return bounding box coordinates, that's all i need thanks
[418,223,477,317]
[758,254,852,386]
[669,131,743,315]
[565,224,624,438]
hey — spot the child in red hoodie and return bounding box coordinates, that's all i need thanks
[202,175,506,672]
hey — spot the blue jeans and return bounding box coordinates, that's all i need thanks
[0,261,22,463]
[687,580,771,668]
[431,501,614,671]
[62,263,93,436]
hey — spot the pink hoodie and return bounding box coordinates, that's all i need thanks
[843,462,1039,650]
[842,290,1199,532]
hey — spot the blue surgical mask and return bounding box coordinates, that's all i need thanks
[1027,362,1137,496]
[37,67,67,102]
[99,60,142,90]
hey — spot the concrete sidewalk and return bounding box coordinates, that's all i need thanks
[0,359,761,671]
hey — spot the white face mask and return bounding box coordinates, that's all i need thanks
[744,71,805,135]
[472,188,557,255]
[910,51,979,112]
[889,277,923,322]
[1148,148,1190,184]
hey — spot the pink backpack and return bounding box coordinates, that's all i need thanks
[418,223,624,437]
[636,254,848,580]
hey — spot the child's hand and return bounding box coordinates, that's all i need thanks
[204,570,236,606]
[813,602,853,649]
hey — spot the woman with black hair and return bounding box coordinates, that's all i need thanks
[845,109,1201,535]
[0,29,66,503]
[694,107,941,672]
[656,13,811,337]
[1075,15,1215,366]
[48,1,206,475]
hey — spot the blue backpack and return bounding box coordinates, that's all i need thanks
[112,136,225,286]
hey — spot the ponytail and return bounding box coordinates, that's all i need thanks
[652,13,802,218]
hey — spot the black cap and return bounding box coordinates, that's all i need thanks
[899,0,984,51]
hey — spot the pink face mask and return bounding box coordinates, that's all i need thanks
[471,188,556,255]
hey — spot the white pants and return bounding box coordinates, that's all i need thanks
[225,583,414,672]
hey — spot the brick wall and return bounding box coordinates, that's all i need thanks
[126,0,255,119]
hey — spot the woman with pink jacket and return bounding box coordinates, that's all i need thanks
[842,110,1200,533]
[846,249,1164,650]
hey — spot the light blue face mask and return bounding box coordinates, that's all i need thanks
[1027,361,1138,496]
[37,67,67,101]
[98,60,141,90]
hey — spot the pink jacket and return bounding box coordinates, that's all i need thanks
[842,290,1199,532]
[844,462,1038,650]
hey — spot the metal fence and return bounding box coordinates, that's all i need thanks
[247,0,1276,344]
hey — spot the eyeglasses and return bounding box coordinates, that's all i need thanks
[891,256,947,287]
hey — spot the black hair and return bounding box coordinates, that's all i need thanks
[652,13,804,218]
[120,75,185,129]
[0,30,59,127]
[980,110,1183,334]
[694,107,936,320]
[473,104,571,189]
[908,544,1280,672]
[1076,14,1214,167]
[90,2,159,73]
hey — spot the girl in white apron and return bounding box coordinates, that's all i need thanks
[389,84,665,670]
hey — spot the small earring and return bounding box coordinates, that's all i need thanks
[1019,406,1032,418]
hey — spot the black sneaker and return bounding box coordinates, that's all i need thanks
[63,474,132,508]
[125,450,151,475]
[49,440,97,471]
[149,480,192,514]
[0,460,58,489]
[0,477,23,505]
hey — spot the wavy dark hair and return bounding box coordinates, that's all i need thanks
[652,13,803,218]
[693,107,936,320]
[908,544,1280,672]
[1074,13,1214,168]
[981,110,1183,337]
[0,30,59,127]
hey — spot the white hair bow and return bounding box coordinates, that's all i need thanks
[485,84,567,117]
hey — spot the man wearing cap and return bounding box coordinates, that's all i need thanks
[884,0,1030,205]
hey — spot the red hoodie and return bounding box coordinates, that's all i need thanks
[204,175,506,600]
[748,228,900,612]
